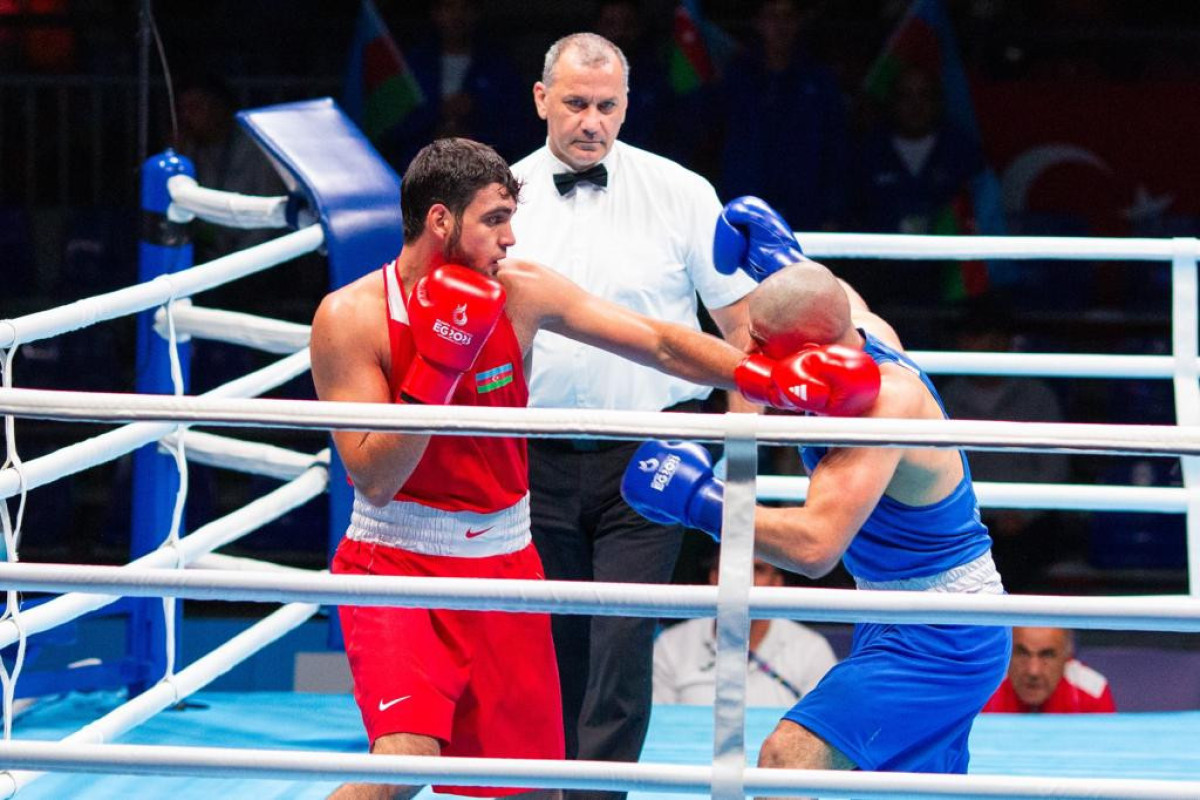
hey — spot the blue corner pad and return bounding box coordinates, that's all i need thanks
[237,97,404,289]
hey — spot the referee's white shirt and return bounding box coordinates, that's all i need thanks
[509,140,756,411]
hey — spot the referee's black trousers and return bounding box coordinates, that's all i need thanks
[529,437,685,800]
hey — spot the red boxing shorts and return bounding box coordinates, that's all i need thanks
[333,537,564,796]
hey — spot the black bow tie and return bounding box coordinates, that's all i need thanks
[554,163,608,195]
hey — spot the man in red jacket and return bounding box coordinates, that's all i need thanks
[983,626,1116,713]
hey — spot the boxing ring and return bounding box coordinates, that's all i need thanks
[1,98,1199,798]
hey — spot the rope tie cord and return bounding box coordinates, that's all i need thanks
[160,297,191,681]
[0,345,29,743]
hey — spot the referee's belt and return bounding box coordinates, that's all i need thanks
[532,399,705,453]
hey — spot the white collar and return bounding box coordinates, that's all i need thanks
[545,140,619,176]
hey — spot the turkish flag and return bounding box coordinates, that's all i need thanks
[974,81,1200,236]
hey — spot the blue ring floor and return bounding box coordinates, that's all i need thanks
[10,692,1200,798]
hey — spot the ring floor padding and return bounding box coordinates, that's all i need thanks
[11,692,1200,798]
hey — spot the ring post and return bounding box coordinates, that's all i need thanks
[1169,238,1200,596]
[130,148,195,695]
[712,417,759,800]
[236,98,404,648]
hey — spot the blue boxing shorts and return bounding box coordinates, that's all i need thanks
[783,622,1011,774]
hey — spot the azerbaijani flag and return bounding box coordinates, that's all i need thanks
[864,0,1006,299]
[864,0,977,141]
[668,0,716,95]
[342,0,425,143]
[475,363,514,395]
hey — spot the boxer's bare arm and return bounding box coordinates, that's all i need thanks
[710,297,761,413]
[310,275,431,507]
[751,374,917,577]
[499,257,744,389]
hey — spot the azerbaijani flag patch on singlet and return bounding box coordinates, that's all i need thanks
[476,362,514,394]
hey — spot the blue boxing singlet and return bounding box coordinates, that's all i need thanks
[800,331,993,582]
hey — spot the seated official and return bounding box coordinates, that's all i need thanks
[983,626,1115,713]
[654,555,837,707]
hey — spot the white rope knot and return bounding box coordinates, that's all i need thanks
[152,272,181,303]
[161,537,187,571]
[157,672,183,707]
[0,322,17,354]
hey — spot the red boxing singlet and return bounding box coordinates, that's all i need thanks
[384,260,529,513]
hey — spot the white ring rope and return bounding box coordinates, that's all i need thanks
[0,602,319,796]
[144,304,1196,382]
[756,476,1188,513]
[154,300,1188,378]
[158,306,1184,378]
[159,430,329,480]
[0,390,1193,457]
[798,231,1199,261]
[1,564,1197,632]
[165,174,290,229]
[0,225,322,350]
[910,350,1178,378]
[0,349,310,501]
[153,302,310,354]
[2,740,1198,800]
[188,553,325,575]
[0,461,327,650]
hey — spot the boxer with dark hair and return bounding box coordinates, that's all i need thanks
[311,142,827,800]
[622,196,1011,778]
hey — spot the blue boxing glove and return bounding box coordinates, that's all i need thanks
[712,196,804,283]
[620,440,725,541]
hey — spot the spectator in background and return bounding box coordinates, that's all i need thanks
[654,555,837,707]
[719,0,849,232]
[390,0,528,167]
[853,65,985,237]
[172,73,286,263]
[939,296,1072,592]
[852,64,991,305]
[590,0,670,155]
[984,626,1115,713]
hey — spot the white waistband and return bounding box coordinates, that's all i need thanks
[854,550,1005,594]
[346,491,531,557]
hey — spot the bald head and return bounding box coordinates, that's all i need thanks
[749,262,853,357]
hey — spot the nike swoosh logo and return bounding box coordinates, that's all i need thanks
[464,526,493,539]
[378,695,411,711]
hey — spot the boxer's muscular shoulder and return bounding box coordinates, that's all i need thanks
[497,257,579,348]
[871,364,930,420]
[493,258,546,353]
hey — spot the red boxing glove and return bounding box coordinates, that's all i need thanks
[401,264,506,404]
[735,345,881,416]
